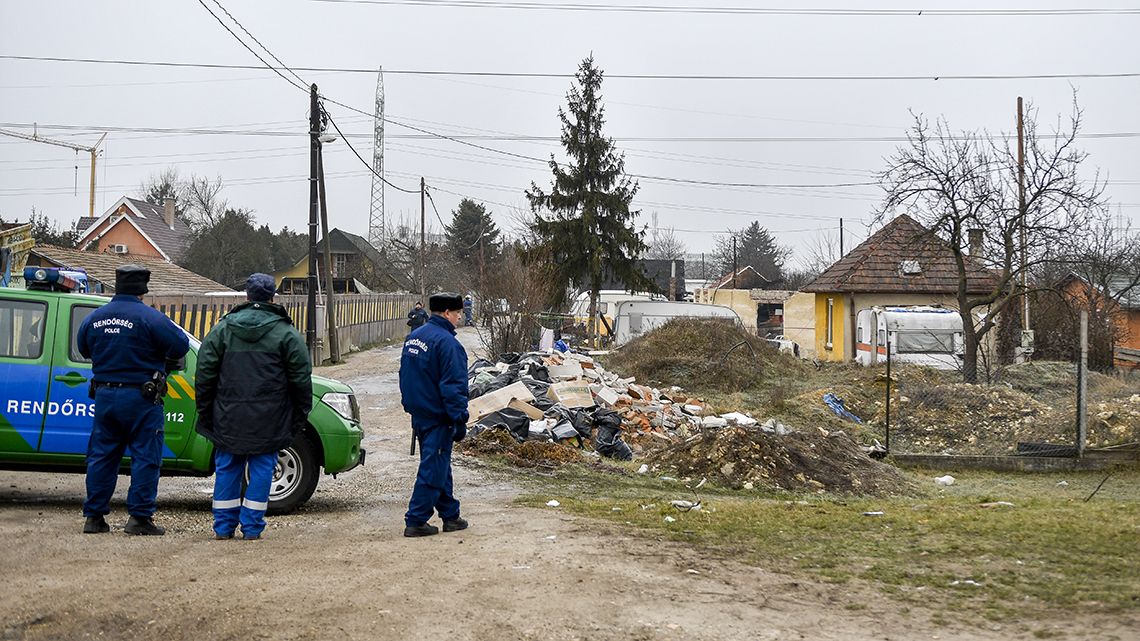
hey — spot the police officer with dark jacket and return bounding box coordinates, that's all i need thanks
[399,292,469,537]
[77,265,189,535]
[406,301,428,331]
[195,273,312,540]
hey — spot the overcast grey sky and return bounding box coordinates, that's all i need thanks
[1,1,1137,263]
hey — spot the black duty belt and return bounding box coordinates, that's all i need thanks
[94,382,144,389]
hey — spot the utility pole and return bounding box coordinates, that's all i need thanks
[0,127,107,217]
[839,217,845,256]
[317,149,341,363]
[732,236,738,289]
[420,177,427,302]
[1017,96,1029,333]
[306,84,320,363]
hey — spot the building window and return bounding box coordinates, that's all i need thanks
[825,298,834,350]
[333,254,348,278]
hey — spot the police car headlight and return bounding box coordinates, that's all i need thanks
[322,392,356,422]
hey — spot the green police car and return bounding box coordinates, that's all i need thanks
[0,268,365,513]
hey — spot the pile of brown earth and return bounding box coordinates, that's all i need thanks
[644,426,914,495]
[602,318,813,392]
[458,430,588,468]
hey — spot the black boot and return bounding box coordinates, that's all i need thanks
[124,515,166,536]
[83,515,110,534]
[403,523,439,537]
[442,517,468,532]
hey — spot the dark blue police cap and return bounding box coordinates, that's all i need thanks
[245,273,277,302]
[115,264,150,296]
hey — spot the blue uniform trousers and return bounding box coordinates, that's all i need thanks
[405,423,460,527]
[83,387,165,518]
[212,450,277,538]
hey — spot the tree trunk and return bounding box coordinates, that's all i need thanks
[961,307,979,383]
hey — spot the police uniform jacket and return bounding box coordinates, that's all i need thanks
[399,314,469,428]
[194,301,313,455]
[77,294,190,383]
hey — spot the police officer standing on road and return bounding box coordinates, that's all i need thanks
[194,273,312,541]
[406,301,428,332]
[399,292,469,537]
[77,265,189,535]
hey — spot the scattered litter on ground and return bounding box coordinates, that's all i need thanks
[950,579,983,587]
[934,475,956,486]
[637,464,649,474]
[546,500,560,507]
[1057,480,1069,487]
[670,500,702,512]
[862,511,884,517]
[979,501,1016,508]
[663,516,676,523]
[823,392,864,424]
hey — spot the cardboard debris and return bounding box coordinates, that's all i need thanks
[508,398,545,420]
[468,381,535,421]
[548,382,596,408]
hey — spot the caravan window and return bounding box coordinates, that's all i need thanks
[895,331,956,354]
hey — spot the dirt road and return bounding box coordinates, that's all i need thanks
[0,329,1115,640]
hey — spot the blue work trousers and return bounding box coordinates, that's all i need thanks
[212,450,277,538]
[405,423,460,527]
[83,387,165,518]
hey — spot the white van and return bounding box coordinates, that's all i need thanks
[855,306,963,370]
[611,300,741,347]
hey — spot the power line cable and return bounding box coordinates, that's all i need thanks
[193,0,308,93]
[302,1,1140,17]
[3,55,1137,81]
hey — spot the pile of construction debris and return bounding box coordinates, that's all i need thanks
[459,347,904,494]
[465,349,748,461]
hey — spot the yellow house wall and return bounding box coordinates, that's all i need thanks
[814,294,851,361]
[273,256,309,287]
[812,292,996,363]
[695,288,757,332]
[783,291,816,359]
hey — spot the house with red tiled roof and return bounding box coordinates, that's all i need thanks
[27,244,231,295]
[801,214,1000,362]
[75,196,191,263]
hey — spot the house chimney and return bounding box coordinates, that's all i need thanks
[968,229,984,256]
[163,198,175,229]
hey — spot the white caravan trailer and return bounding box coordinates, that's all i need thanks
[855,306,964,370]
[611,300,742,347]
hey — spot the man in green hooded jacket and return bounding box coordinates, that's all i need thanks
[195,273,312,540]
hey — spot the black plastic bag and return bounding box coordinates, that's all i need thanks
[520,377,555,410]
[497,352,521,365]
[474,407,531,443]
[592,408,633,460]
[467,358,496,377]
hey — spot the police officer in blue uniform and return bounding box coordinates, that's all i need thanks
[399,292,469,537]
[77,265,189,535]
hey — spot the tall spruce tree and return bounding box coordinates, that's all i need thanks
[713,221,789,285]
[526,55,647,343]
[445,198,500,263]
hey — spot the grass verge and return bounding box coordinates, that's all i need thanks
[496,458,1140,622]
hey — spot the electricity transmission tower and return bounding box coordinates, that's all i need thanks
[367,69,386,249]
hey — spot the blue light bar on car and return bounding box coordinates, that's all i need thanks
[23,266,81,292]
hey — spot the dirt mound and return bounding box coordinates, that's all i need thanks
[644,426,914,495]
[458,430,588,468]
[602,318,811,393]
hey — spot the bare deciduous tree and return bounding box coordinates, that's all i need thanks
[879,98,1108,382]
[646,225,686,260]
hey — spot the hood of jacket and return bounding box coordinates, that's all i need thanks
[224,301,291,343]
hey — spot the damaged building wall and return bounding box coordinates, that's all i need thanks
[782,292,816,359]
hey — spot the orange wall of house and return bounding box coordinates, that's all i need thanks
[1123,311,1140,350]
[88,221,163,258]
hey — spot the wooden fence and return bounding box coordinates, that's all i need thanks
[145,293,419,359]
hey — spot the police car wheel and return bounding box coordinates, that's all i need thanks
[245,433,319,515]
